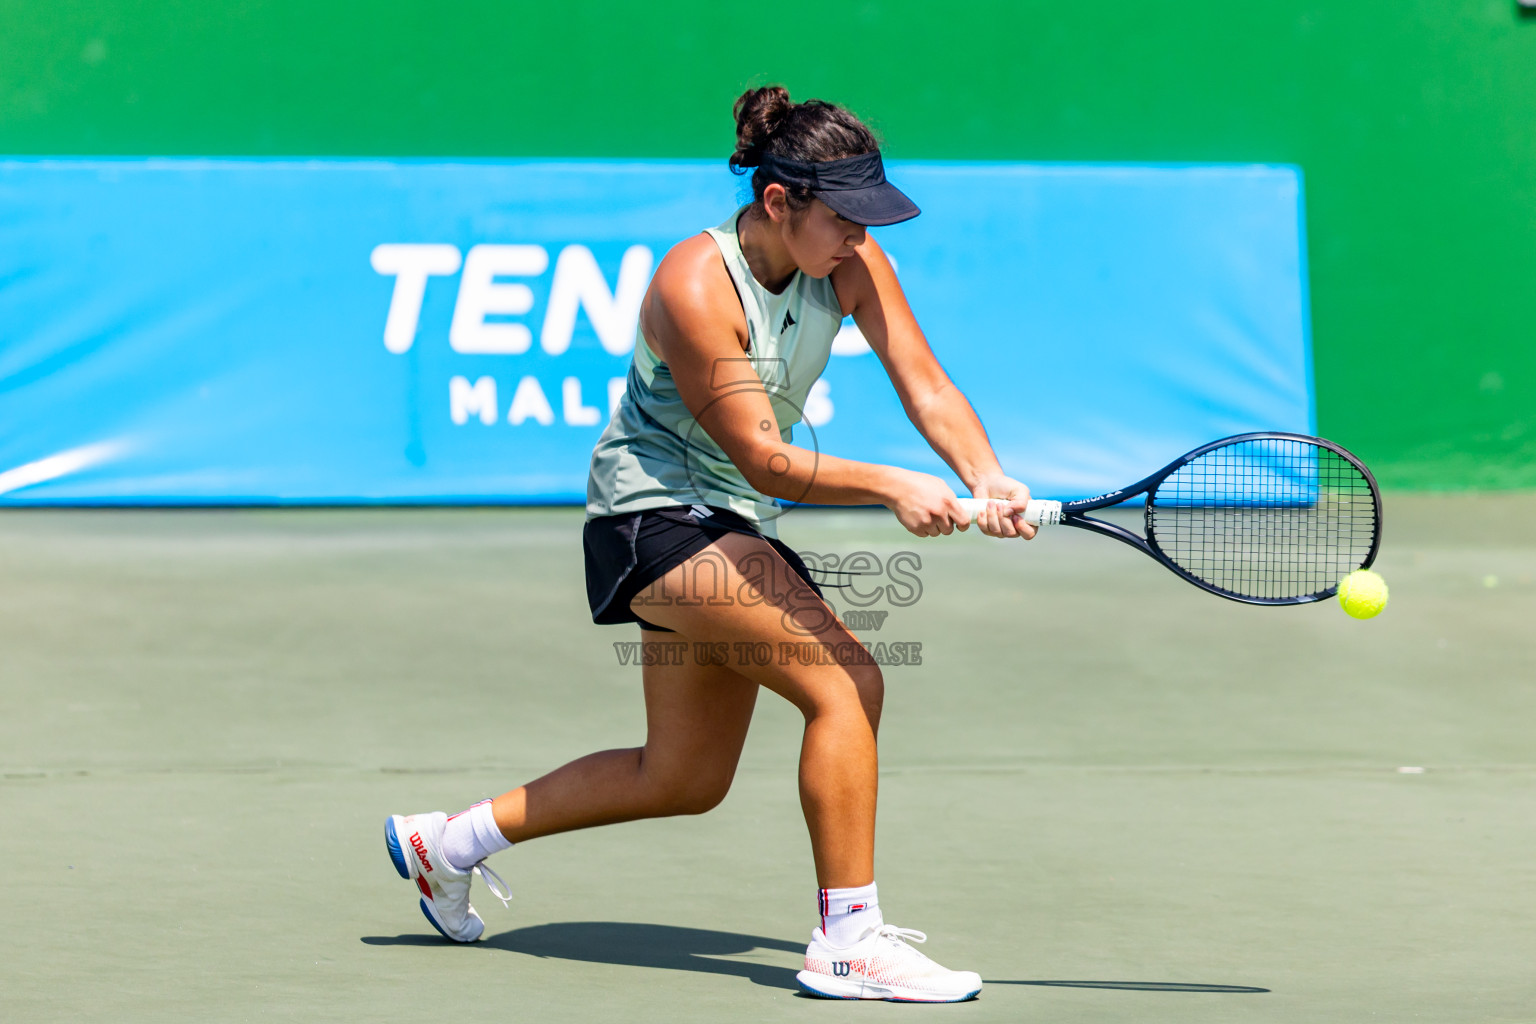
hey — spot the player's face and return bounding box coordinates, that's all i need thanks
[785,200,867,278]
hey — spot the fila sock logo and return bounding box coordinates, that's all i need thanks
[781,310,796,331]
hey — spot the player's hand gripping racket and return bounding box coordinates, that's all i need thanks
[956,432,1382,605]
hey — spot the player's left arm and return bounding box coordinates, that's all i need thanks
[834,235,1035,540]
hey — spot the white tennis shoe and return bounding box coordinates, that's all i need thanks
[385,811,511,942]
[796,923,982,1002]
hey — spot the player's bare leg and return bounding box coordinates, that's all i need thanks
[622,530,884,889]
[489,646,760,839]
[488,530,882,889]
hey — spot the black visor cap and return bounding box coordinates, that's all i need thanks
[757,151,920,227]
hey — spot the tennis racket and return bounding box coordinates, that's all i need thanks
[956,432,1382,605]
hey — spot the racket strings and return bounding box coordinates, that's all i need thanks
[1147,438,1378,601]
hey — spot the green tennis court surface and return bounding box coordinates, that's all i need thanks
[3,497,1534,1022]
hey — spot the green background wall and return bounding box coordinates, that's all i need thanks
[3,1,1533,489]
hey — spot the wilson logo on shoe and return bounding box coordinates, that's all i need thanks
[409,832,434,872]
[832,962,852,977]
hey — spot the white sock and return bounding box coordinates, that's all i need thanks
[441,799,513,871]
[818,882,882,948]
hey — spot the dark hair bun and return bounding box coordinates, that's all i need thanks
[730,86,794,169]
[726,86,880,214]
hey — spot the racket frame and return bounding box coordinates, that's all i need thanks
[1048,432,1382,606]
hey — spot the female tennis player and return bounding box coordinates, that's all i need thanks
[386,86,1035,1003]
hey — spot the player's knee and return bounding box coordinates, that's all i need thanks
[672,778,732,815]
[799,659,883,728]
[847,659,884,726]
[654,773,732,816]
[640,760,734,817]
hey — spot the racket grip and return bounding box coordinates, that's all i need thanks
[956,497,1064,526]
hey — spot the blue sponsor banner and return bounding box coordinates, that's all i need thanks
[0,158,1310,505]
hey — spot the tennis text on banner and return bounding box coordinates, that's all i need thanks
[374,242,844,430]
[371,243,653,357]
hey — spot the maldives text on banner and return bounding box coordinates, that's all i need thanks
[0,159,1311,504]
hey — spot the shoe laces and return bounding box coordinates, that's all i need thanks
[474,862,513,908]
[868,924,942,967]
[875,924,928,947]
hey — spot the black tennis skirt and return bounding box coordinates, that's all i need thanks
[583,504,823,632]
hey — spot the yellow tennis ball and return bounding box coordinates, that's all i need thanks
[1337,569,1389,619]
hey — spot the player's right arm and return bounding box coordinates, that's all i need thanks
[640,237,967,537]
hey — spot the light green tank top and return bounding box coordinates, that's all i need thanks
[585,207,844,539]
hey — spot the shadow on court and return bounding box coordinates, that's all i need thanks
[361,922,1268,994]
[363,922,803,988]
[988,980,1269,993]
